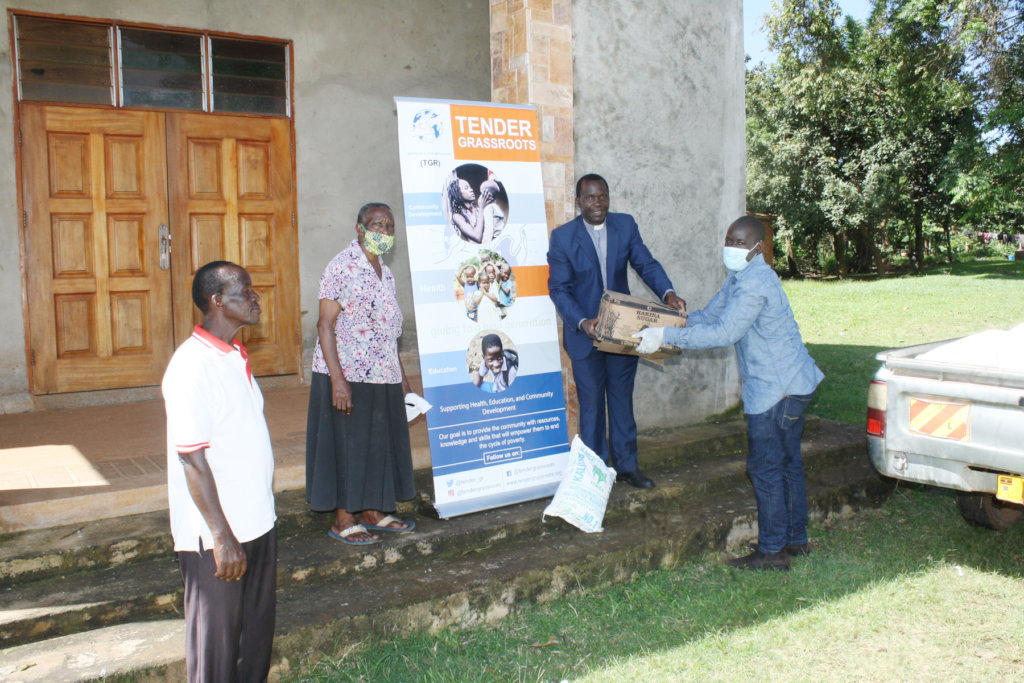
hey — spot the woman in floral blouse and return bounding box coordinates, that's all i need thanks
[305,203,415,545]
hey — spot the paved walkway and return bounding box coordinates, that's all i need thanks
[0,377,430,533]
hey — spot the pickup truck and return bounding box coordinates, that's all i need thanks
[867,325,1024,529]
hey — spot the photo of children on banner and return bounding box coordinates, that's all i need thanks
[467,330,519,393]
[442,163,509,245]
[454,250,517,323]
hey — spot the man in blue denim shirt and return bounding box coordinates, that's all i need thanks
[634,216,824,570]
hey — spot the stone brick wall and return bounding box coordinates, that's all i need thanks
[490,0,580,435]
[489,0,574,229]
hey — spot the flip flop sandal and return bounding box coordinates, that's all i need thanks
[361,514,416,533]
[328,524,380,545]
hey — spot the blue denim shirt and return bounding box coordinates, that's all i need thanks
[662,254,823,415]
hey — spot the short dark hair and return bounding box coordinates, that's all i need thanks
[729,215,767,243]
[357,202,392,226]
[575,173,609,198]
[192,261,237,314]
[481,333,503,353]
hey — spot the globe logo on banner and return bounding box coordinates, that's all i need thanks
[411,109,443,143]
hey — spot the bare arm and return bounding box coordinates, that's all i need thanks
[179,448,246,580]
[451,191,496,243]
[451,210,487,244]
[316,298,352,413]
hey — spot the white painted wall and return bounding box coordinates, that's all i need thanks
[572,0,747,426]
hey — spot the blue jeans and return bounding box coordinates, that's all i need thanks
[744,393,814,554]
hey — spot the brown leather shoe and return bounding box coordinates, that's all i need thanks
[726,549,790,571]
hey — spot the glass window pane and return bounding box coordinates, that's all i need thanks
[123,88,204,110]
[16,16,113,105]
[211,38,288,116]
[212,56,287,80]
[213,93,288,116]
[211,74,287,98]
[20,82,113,106]
[120,28,203,111]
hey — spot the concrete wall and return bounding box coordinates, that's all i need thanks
[0,0,490,411]
[572,0,746,427]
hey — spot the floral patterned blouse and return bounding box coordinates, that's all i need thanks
[311,239,403,384]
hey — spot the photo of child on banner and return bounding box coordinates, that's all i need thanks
[442,163,509,245]
[454,250,518,323]
[467,331,519,393]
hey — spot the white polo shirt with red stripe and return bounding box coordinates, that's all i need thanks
[162,325,276,552]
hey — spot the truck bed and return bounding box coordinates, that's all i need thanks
[869,324,1024,500]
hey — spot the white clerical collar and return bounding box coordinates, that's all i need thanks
[585,220,606,231]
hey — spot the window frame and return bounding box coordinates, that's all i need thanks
[10,10,292,118]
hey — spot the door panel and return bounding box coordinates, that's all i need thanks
[23,104,173,393]
[166,113,299,376]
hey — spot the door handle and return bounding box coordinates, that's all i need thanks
[159,224,171,270]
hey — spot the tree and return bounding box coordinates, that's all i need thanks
[747,0,983,275]
[947,0,1024,228]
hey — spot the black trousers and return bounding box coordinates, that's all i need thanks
[178,527,277,683]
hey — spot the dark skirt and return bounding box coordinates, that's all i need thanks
[305,373,414,513]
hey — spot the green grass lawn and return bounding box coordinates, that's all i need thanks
[293,488,1024,682]
[789,258,1024,423]
[291,258,1024,682]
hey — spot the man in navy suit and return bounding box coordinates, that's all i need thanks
[547,174,686,488]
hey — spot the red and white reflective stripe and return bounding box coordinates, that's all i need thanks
[909,398,970,441]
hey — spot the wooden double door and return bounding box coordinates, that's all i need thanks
[21,103,299,394]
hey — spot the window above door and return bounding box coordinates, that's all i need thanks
[13,13,290,117]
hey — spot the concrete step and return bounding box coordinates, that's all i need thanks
[0,416,831,588]
[0,368,430,535]
[0,415,777,586]
[0,419,890,682]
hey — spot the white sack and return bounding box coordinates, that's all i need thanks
[542,435,617,533]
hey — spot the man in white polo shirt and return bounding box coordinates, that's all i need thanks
[162,261,277,682]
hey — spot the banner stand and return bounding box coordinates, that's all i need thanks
[395,97,570,518]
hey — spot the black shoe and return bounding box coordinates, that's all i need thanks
[726,549,790,571]
[751,542,812,557]
[615,470,655,489]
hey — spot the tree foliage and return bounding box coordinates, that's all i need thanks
[747,0,1021,276]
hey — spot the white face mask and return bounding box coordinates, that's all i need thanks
[723,246,754,272]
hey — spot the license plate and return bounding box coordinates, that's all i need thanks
[996,475,1024,504]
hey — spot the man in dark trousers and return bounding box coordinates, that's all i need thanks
[162,261,277,681]
[547,173,686,488]
[634,216,824,570]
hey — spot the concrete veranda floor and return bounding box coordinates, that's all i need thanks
[0,376,430,534]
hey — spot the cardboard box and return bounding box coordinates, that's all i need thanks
[592,290,686,359]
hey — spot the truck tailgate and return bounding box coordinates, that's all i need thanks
[886,373,1024,474]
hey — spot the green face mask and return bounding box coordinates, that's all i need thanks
[360,224,394,256]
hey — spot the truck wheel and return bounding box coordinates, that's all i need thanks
[955,492,1024,530]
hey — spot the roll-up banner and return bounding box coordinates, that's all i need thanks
[395,97,570,518]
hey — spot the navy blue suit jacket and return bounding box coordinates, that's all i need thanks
[547,212,675,360]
